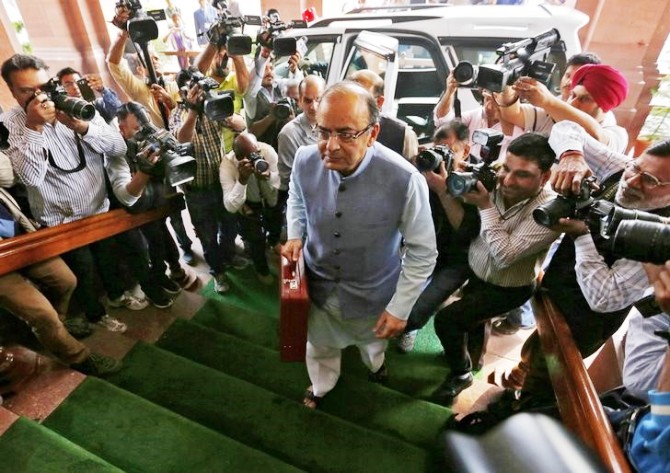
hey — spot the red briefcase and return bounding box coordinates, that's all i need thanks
[279,252,310,362]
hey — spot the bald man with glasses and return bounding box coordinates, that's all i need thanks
[282,81,437,409]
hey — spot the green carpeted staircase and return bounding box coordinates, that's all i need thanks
[0,267,454,472]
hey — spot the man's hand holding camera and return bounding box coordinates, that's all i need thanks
[552,150,594,195]
[56,110,89,135]
[150,84,175,111]
[513,77,555,109]
[422,160,449,197]
[460,181,493,210]
[238,156,270,185]
[111,4,131,30]
[25,93,55,132]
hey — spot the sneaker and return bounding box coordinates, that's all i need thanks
[145,288,175,309]
[397,330,418,354]
[96,315,127,333]
[170,267,198,290]
[230,255,250,270]
[257,272,274,286]
[72,353,122,376]
[158,274,182,295]
[63,317,93,339]
[182,249,196,266]
[214,273,230,294]
[108,292,149,311]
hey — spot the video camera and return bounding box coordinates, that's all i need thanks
[415,145,454,173]
[453,29,563,93]
[130,122,196,188]
[257,15,308,57]
[203,8,262,55]
[533,177,597,227]
[41,78,96,121]
[179,69,235,122]
[115,0,159,44]
[446,129,502,196]
[271,97,298,121]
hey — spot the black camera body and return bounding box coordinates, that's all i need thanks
[244,151,270,173]
[415,145,454,173]
[446,129,502,196]
[258,18,307,56]
[42,78,96,121]
[204,10,261,55]
[453,29,562,93]
[183,70,235,122]
[0,122,9,151]
[533,177,597,228]
[131,123,196,187]
[271,97,297,121]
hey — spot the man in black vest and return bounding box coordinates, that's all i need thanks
[351,70,418,160]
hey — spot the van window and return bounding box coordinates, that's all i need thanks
[274,36,337,79]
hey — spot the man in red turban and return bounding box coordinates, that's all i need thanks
[497,62,630,153]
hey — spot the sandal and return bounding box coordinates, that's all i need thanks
[303,386,323,409]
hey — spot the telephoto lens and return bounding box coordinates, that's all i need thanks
[612,220,670,265]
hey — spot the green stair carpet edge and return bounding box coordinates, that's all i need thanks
[199,265,279,316]
[191,297,454,400]
[158,318,452,450]
[192,297,279,349]
[43,377,305,473]
[0,416,124,473]
[108,342,435,473]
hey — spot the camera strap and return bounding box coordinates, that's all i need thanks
[46,132,87,174]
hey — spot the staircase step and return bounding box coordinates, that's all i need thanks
[108,342,434,473]
[193,298,451,399]
[158,318,452,450]
[192,298,279,350]
[43,377,304,473]
[0,416,123,473]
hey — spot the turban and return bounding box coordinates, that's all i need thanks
[571,64,628,112]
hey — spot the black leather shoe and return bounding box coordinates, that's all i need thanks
[368,364,388,385]
[433,372,474,405]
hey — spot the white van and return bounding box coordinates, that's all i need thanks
[275,4,589,141]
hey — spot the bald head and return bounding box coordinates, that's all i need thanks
[233,132,259,159]
[350,70,384,108]
[320,81,380,126]
[298,75,326,124]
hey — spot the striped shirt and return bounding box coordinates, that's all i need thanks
[1,107,127,227]
[468,185,560,287]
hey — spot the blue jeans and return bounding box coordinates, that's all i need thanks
[184,185,237,274]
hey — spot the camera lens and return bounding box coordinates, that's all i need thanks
[453,61,476,85]
[52,95,96,121]
[447,172,477,197]
[532,196,577,228]
[415,149,442,173]
[612,220,670,265]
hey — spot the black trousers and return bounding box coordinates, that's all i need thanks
[237,201,281,276]
[434,271,533,374]
[141,218,181,277]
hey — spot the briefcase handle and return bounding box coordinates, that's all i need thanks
[281,251,304,288]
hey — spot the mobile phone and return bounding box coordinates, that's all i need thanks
[77,78,96,102]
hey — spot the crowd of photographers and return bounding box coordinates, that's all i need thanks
[0,2,669,464]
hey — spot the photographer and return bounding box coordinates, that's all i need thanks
[0,54,135,332]
[508,121,670,410]
[497,63,629,153]
[245,46,302,149]
[219,132,280,285]
[431,133,560,405]
[107,4,179,129]
[114,102,197,292]
[397,120,480,354]
[56,68,123,124]
[171,66,247,294]
[433,71,522,161]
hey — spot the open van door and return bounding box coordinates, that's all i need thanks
[340,30,399,116]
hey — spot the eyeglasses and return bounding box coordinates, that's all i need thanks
[312,124,373,143]
[624,161,670,189]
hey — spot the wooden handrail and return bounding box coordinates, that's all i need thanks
[532,289,631,473]
[0,195,184,277]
